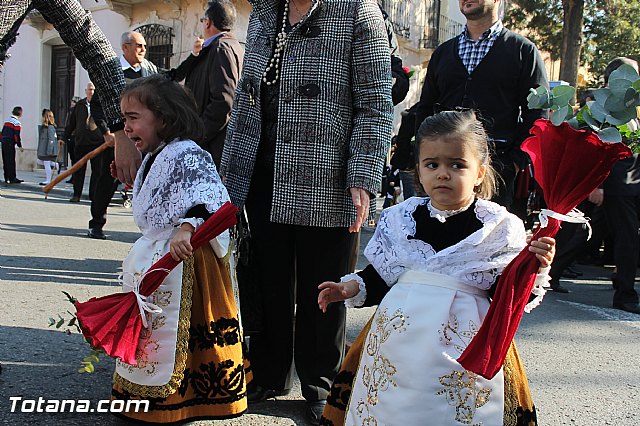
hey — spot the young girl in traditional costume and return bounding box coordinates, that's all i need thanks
[318,110,555,426]
[111,74,247,422]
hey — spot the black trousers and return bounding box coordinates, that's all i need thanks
[603,195,640,305]
[244,165,354,402]
[73,144,101,199]
[2,142,17,182]
[89,147,118,230]
[491,155,517,210]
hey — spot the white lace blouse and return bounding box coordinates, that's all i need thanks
[132,139,230,250]
[357,197,527,290]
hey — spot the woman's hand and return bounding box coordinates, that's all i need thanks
[528,236,556,270]
[170,224,195,261]
[318,280,360,313]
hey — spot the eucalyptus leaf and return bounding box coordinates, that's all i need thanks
[604,92,628,112]
[48,317,55,326]
[607,107,638,126]
[567,117,580,129]
[55,318,64,329]
[582,108,601,131]
[593,88,611,108]
[551,85,575,107]
[632,79,640,92]
[597,127,622,143]
[551,106,569,126]
[588,101,606,122]
[624,88,640,108]
[609,78,633,97]
[609,63,640,83]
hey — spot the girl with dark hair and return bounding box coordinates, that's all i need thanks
[318,110,556,425]
[110,75,248,423]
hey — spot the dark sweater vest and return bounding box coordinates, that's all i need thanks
[418,29,548,156]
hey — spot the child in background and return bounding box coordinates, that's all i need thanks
[318,110,555,425]
[111,74,247,423]
[2,106,24,184]
[37,110,60,185]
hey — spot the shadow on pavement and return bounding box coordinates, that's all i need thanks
[0,255,122,286]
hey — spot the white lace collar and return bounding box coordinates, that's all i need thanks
[427,197,475,223]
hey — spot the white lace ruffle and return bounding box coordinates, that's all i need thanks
[426,198,474,223]
[524,267,551,313]
[342,273,368,308]
[132,139,230,245]
[364,197,526,291]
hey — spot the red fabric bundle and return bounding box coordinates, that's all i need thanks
[457,119,631,379]
[75,202,238,365]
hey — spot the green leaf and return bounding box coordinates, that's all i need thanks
[593,88,611,108]
[551,85,575,107]
[588,101,606,122]
[551,105,569,126]
[567,118,580,129]
[604,92,628,112]
[582,108,601,131]
[62,291,77,304]
[68,317,77,327]
[609,78,633,97]
[83,363,95,373]
[609,63,640,84]
[597,127,622,143]
[632,79,640,92]
[48,317,56,327]
[83,354,100,364]
[624,88,640,108]
[607,107,638,126]
[55,317,65,329]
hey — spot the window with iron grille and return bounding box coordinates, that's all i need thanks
[134,24,174,69]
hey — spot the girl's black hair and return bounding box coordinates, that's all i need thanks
[120,74,204,143]
[415,109,497,199]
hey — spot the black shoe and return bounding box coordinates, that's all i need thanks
[69,196,80,203]
[88,228,106,240]
[565,266,583,277]
[561,270,578,279]
[8,179,23,184]
[612,302,640,314]
[247,385,289,403]
[551,284,570,293]
[306,400,326,425]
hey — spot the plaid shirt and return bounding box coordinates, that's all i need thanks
[458,20,503,74]
[1,0,125,130]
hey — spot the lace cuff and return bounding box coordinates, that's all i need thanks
[524,267,551,313]
[177,217,204,230]
[342,273,367,308]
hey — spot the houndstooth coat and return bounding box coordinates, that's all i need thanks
[220,0,393,228]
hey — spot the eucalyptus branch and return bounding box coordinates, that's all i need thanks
[527,63,640,145]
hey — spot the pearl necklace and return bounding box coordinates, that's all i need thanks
[262,1,291,85]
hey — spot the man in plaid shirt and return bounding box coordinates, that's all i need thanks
[415,0,549,209]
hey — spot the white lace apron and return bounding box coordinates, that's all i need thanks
[115,235,185,388]
[345,270,504,426]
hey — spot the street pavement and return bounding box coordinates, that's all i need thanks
[0,169,639,425]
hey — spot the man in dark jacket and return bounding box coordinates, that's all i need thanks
[414,0,548,209]
[65,82,103,202]
[170,0,243,167]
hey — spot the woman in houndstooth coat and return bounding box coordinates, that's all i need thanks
[220,0,393,422]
